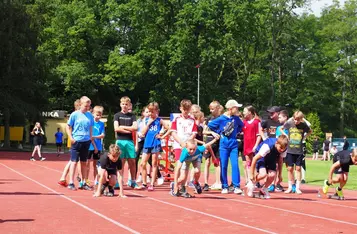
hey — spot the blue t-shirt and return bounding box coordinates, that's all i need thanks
[179,145,206,163]
[275,126,287,137]
[55,132,63,143]
[143,118,162,148]
[207,115,243,149]
[67,111,94,142]
[89,120,105,151]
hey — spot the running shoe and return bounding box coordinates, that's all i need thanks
[114,181,120,189]
[188,181,195,188]
[221,188,229,194]
[147,185,154,191]
[157,177,164,186]
[40,157,46,161]
[234,187,243,195]
[203,184,209,191]
[131,181,141,189]
[322,179,330,194]
[67,183,76,191]
[82,183,93,191]
[193,181,202,194]
[58,180,68,187]
[268,185,275,192]
[295,188,302,194]
[292,184,296,193]
[261,187,270,199]
[275,184,284,192]
[30,157,36,161]
[336,187,344,200]
[210,183,222,190]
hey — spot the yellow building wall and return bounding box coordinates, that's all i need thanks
[45,119,68,144]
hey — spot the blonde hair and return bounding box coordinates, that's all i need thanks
[186,139,197,146]
[219,105,224,114]
[93,106,104,114]
[276,135,289,148]
[120,96,131,103]
[147,102,159,111]
[74,99,80,110]
[293,111,304,120]
[108,144,121,156]
[209,101,220,109]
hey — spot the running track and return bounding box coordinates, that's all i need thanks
[1,152,356,234]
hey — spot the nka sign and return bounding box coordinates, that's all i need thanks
[41,110,66,119]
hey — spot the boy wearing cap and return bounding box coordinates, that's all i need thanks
[260,106,280,140]
[208,100,244,194]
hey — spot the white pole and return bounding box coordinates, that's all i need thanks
[197,66,200,106]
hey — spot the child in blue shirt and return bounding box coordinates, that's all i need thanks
[55,128,64,157]
[171,136,219,198]
[208,100,244,194]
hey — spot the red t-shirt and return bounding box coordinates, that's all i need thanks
[243,119,261,156]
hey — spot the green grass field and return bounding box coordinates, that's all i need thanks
[206,159,357,190]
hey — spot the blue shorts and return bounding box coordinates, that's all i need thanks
[256,157,277,172]
[143,145,162,154]
[70,140,91,162]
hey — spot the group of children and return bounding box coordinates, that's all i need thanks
[53,96,356,200]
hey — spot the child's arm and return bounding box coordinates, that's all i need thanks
[328,161,341,184]
[114,121,131,134]
[171,131,186,148]
[116,170,126,198]
[90,126,98,153]
[249,154,263,182]
[203,135,219,148]
[94,169,105,197]
[141,118,155,136]
[277,156,284,183]
[160,129,173,139]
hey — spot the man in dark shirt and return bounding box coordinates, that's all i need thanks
[343,136,350,151]
[260,106,280,139]
[322,148,357,200]
[94,144,126,198]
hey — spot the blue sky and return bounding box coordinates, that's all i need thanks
[295,0,346,16]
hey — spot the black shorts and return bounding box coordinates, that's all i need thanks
[286,153,304,167]
[88,150,101,160]
[256,157,276,172]
[313,149,318,153]
[334,165,350,174]
[70,141,91,162]
[56,143,63,147]
[203,142,220,159]
[33,136,42,146]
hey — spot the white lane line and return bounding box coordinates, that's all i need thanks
[204,193,357,226]
[0,163,140,234]
[25,163,276,233]
[126,191,276,234]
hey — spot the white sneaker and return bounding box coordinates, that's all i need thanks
[221,188,229,194]
[30,157,36,161]
[295,188,302,194]
[136,175,142,183]
[234,187,243,194]
[157,177,164,186]
[262,188,270,199]
[285,187,293,194]
[40,157,46,161]
[210,183,222,190]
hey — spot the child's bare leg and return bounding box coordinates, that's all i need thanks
[140,153,150,185]
[285,166,294,192]
[150,153,159,186]
[60,161,71,181]
[215,166,221,185]
[264,170,276,188]
[128,158,137,181]
[193,166,201,183]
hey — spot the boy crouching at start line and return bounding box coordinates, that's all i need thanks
[170,136,219,198]
[246,135,288,199]
[94,144,126,198]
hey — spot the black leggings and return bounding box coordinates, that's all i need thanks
[135,141,162,178]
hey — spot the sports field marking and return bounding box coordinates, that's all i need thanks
[0,163,140,234]
[203,194,357,226]
[22,163,276,233]
[126,191,276,234]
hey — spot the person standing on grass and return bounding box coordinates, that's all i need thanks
[343,136,349,151]
[208,100,244,194]
[282,111,312,194]
[66,96,96,191]
[312,137,320,160]
[114,96,140,189]
[323,137,331,161]
[55,128,64,157]
[85,106,105,187]
[30,122,45,161]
